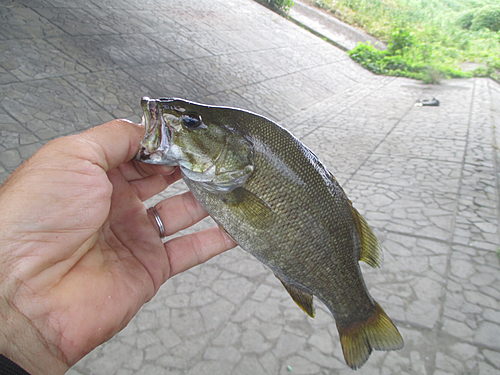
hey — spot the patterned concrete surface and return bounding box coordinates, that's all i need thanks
[1,0,500,374]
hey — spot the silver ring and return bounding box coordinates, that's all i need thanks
[148,206,166,239]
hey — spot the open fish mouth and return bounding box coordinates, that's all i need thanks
[135,148,166,163]
[135,97,175,164]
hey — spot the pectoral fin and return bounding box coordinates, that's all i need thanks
[349,205,383,268]
[275,274,315,318]
[224,187,274,225]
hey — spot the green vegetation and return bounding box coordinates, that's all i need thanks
[314,0,500,83]
[268,0,295,12]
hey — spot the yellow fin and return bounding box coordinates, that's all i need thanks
[275,274,315,318]
[338,302,404,370]
[224,187,274,225]
[350,205,383,268]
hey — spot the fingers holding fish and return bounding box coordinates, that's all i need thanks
[152,191,209,237]
[164,226,236,278]
[122,159,177,181]
[127,167,182,202]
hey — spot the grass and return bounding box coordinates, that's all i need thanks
[313,0,500,83]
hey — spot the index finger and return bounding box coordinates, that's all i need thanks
[118,159,176,183]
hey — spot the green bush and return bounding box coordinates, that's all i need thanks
[267,0,294,12]
[348,27,472,83]
[318,0,499,82]
[457,10,475,29]
[387,28,414,52]
[470,6,500,32]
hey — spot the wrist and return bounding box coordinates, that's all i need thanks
[0,298,68,375]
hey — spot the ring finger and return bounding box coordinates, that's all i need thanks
[149,191,209,237]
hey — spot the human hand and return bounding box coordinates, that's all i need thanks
[0,119,236,375]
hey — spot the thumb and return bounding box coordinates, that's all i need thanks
[75,119,145,172]
[0,119,145,203]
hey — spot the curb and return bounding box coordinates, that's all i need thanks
[253,0,386,52]
[288,1,386,51]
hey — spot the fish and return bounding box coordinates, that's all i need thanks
[136,97,404,369]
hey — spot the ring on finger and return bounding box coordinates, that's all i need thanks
[148,206,166,239]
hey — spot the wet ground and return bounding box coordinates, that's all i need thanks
[1,0,500,374]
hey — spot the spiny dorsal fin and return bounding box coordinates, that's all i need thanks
[275,274,315,318]
[337,302,404,370]
[349,204,383,268]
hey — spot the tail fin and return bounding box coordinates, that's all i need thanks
[337,302,404,370]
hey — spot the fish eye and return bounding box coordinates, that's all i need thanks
[182,115,205,130]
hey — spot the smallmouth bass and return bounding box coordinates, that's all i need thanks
[136,97,403,369]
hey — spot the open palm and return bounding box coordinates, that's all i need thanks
[0,120,235,375]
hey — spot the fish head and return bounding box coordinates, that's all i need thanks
[136,97,254,192]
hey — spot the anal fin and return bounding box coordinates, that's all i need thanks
[337,301,404,370]
[275,274,315,318]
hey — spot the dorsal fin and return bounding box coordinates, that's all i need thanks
[275,274,315,318]
[349,204,383,268]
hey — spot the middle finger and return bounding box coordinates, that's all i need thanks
[130,168,182,201]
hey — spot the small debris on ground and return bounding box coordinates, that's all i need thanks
[415,97,440,106]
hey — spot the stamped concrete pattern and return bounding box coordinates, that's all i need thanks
[1,0,500,374]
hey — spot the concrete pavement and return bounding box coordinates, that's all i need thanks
[1,0,500,374]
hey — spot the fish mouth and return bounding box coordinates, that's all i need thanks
[135,147,168,163]
[135,97,175,164]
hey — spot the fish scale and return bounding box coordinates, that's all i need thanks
[136,97,403,369]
